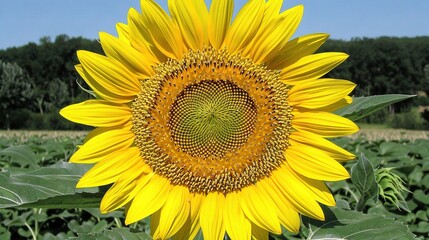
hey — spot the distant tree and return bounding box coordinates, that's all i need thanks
[1,34,429,128]
[320,36,429,113]
[0,34,102,114]
[0,61,33,129]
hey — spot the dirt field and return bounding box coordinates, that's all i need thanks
[1,129,428,141]
[0,130,87,141]
[351,129,429,141]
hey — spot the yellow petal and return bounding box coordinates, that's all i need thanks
[125,174,171,225]
[241,185,281,234]
[271,165,325,220]
[75,64,132,103]
[267,33,329,70]
[189,193,204,239]
[69,128,134,164]
[76,147,147,187]
[318,96,353,112]
[169,0,208,49]
[100,172,154,213]
[150,209,161,239]
[116,23,130,44]
[224,192,251,240]
[200,192,225,240]
[258,178,300,233]
[77,50,140,99]
[262,0,283,26]
[170,220,191,240]
[285,145,350,181]
[281,52,348,84]
[223,0,264,54]
[99,32,154,77]
[288,79,356,109]
[60,100,131,128]
[83,127,111,144]
[140,0,185,59]
[240,0,282,58]
[276,157,336,206]
[208,0,233,49]
[171,192,203,240]
[251,5,303,64]
[251,223,269,240]
[152,186,190,239]
[294,175,336,207]
[290,131,355,162]
[83,123,132,144]
[292,111,359,138]
[127,8,164,63]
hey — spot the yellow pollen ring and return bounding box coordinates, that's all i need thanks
[132,47,292,194]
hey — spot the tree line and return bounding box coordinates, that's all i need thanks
[1,35,429,129]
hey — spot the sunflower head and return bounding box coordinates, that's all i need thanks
[60,0,359,239]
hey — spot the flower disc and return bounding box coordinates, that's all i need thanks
[132,48,292,193]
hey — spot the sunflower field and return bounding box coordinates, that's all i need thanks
[1,0,428,238]
[1,95,427,239]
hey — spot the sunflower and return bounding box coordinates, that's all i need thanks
[60,0,358,239]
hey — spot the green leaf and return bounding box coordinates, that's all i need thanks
[0,145,40,168]
[72,228,152,240]
[302,207,416,239]
[413,190,429,205]
[351,153,379,203]
[0,162,97,208]
[18,192,103,209]
[422,174,429,189]
[83,208,124,219]
[335,94,415,121]
[412,221,429,234]
[378,142,408,156]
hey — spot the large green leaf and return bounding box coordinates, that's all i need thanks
[335,94,415,121]
[18,192,103,209]
[71,228,152,240]
[351,153,379,203]
[0,162,97,208]
[302,207,415,239]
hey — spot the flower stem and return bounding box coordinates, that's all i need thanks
[24,222,37,240]
[356,194,367,212]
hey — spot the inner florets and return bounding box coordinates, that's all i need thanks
[131,47,292,194]
[169,80,257,158]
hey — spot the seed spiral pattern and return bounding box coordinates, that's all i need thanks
[169,80,257,158]
[131,47,293,193]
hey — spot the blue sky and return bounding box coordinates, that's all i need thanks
[0,0,428,49]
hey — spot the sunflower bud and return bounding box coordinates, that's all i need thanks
[376,168,409,209]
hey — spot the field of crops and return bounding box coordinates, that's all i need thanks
[1,130,428,239]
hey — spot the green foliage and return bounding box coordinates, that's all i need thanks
[0,61,34,129]
[6,110,90,130]
[1,132,428,239]
[320,37,429,98]
[0,162,98,208]
[351,153,379,211]
[2,36,429,129]
[376,168,409,211]
[72,228,152,240]
[336,94,415,121]
[0,134,152,239]
[388,107,428,130]
[300,207,415,240]
[0,35,101,129]
[327,137,429,239]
